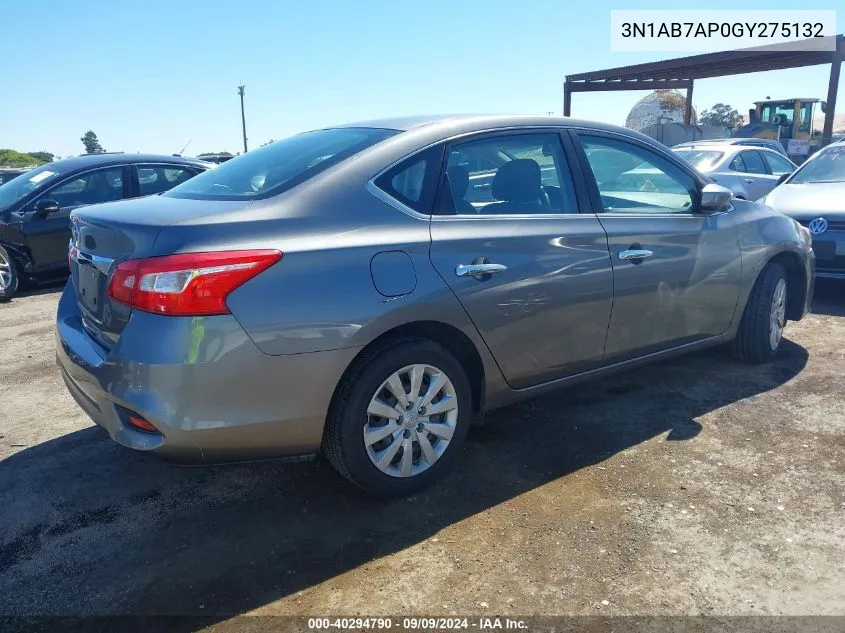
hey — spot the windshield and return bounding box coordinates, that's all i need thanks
[789,145,845,184]
[0,164,63,209]
[166,127,398,201]
[672,150,724,171]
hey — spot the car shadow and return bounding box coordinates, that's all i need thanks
[0,339,809,620]
[12,278,66,299]
[811,280,845,317]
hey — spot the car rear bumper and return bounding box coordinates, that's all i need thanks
[55,281,361,464]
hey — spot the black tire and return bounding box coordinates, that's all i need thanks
[731,262,788,364]
[323,338,472,497]
[0,245,19,302]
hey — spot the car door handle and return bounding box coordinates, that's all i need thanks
[618,249,654,261]
[455,263,507,277]
[743,178,754,183]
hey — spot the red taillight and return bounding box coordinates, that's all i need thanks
[108,250,282,316]
[128,415,159,433]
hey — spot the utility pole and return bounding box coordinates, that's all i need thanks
[238,85,248,153]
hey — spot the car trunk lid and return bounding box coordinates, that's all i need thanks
[70,196,246,348]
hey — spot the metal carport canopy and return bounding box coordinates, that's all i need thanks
[563,35,844,145]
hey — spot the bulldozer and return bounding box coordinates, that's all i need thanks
[734,98,828,161]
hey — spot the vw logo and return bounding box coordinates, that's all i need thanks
[808,217,828,235]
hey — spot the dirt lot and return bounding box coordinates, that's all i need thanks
[1,282,843,623]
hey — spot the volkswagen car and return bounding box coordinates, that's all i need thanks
[56,115,813,496]
[763,140,845,280]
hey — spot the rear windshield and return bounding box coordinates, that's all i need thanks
[166,127,398,201]
[672,150,724,171]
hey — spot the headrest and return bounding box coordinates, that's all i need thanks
[492,159,542,202]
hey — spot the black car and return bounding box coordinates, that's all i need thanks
[195,153,234,164]
[0,153,209,300]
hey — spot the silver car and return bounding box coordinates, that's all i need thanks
[673,138,789,158]
[57,115,814,496]
[672,143,797,201]
[763,140,845,280]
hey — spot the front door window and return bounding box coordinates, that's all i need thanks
[44,168,124,208]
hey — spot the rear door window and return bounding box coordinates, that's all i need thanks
[136,165,197,196]
[739,150,767,175]
[436,133,577,215]
[762,152,795,176]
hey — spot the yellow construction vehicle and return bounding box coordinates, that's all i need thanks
[734,98,829,162]
[736,98,827,148]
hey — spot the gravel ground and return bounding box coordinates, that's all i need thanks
[0,281,843,623]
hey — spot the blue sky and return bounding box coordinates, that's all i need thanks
[1,0,842,157]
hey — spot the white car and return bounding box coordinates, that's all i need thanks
[672,143,797,201]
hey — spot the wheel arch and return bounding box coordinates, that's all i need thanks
[766,250,807,320]
[328,320,487,421]
[0,241,31,269]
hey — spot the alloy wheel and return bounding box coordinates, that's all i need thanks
[0,250,12,292]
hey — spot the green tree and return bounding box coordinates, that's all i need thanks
[699,103,743,129]
[80,130,104,154]
[0,149,42,168]
[26,151,54,164]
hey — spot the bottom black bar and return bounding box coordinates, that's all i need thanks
[2,616,845,633]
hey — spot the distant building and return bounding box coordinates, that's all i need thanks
[626,90,697,132]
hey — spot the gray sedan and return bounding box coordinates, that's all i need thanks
[672,143,797,201]
[57,115,814,496]
[763,140,845,280]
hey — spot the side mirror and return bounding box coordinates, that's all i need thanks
[776,173,790,186]
[34,199,60,219]
[699,183,733,212]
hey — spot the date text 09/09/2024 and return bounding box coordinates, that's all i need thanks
[620,22,824,39]
[307,617,529,630]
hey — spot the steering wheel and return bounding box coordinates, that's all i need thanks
[538,188,551,210]
[210,183,234,193]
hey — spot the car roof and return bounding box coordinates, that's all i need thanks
[326,113,630,134]
[673,143,740,152]
[676,138,778,146]
[674,142,783,154]
[43,153,210,171]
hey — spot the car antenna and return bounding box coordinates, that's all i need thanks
[176,138,192,156]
